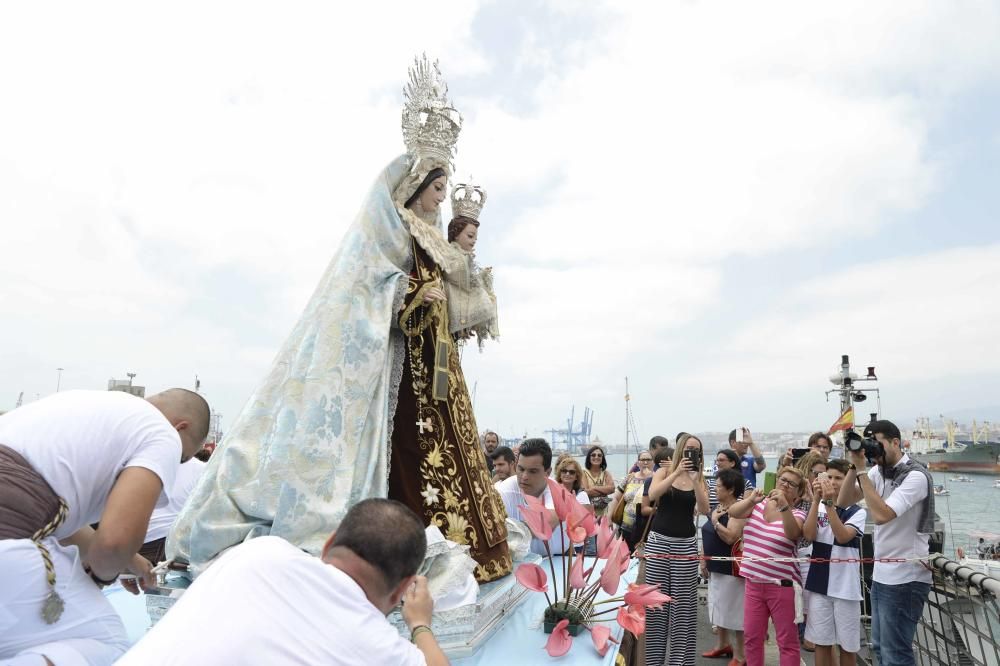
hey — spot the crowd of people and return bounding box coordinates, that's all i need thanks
[0,386,935,666]
[481,424,932,666]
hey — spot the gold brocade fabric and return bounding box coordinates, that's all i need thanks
[389,240,512,583]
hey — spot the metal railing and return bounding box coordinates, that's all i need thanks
[910,555,1000,666]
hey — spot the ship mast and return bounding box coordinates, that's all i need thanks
[623,377,630,477]
[826,354,880,445]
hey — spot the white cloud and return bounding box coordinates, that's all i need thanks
[688,244,1000,416]
[1,2,998,441]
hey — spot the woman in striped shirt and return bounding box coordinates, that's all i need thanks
[728,466,807,666]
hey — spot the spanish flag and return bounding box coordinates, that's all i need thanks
[828,408,854,434]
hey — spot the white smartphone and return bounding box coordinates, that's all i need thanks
[735,427,744,443]
[817,472,829,481]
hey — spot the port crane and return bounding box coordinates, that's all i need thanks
[547,406,594,453]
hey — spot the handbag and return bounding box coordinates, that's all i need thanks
[611,492,627,525]
[610,476,631,526]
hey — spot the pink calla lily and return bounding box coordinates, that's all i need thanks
[599,540,624,594]
[616,603,647,636]
[544,618,573,657]
[546,478,573,522]
[569,549,587,589]
[618,538,632,574]
[514,562,549,593]
[523,493,546,511]
[590,624,619,657]
[624,583,673,609]
[596,516,615,558]
[566,502,597,544]
[520,502,553,542]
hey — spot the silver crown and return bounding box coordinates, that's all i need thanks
[401,54,462,168]
[451,182,487,220]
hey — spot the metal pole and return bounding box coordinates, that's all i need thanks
[839,355,854,447]
[624,377,630,477]
[56,368,64,392]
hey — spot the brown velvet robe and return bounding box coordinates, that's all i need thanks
[388,240,511,583]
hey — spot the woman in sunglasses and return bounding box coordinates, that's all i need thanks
[728,467,807,666]
[581,446,615,520]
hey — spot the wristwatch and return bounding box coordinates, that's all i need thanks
[847,463,856,471]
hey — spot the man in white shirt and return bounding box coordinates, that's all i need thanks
[0,389,210,666]
[118,498,449,666]
[729,427,766,488]
[839,419,932,666]
[137,457,207,565]
[495,438,586,555]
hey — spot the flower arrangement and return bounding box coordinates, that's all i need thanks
[513,479,672,657]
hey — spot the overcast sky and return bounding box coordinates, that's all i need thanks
[2,1,999,444]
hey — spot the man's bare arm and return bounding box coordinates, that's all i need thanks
[86,467,163,581]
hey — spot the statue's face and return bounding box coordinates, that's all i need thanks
[417,175,448,213]
[455,223,478,252]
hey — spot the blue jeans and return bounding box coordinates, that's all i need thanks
[871,580,931,666]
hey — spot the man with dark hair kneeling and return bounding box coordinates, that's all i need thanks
[119,499,448,665]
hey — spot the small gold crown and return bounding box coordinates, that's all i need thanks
[451,182,487,220]
[401,54,462,168]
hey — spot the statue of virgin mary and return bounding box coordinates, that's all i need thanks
[168,56,512,582]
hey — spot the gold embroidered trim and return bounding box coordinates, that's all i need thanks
[403,244,511,582]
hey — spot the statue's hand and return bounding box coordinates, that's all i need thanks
[423,286,447,303]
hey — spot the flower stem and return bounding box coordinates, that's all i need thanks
[587,605,624,619]
[543,542,559,600]
[592,596,625,606]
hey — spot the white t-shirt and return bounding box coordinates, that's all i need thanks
[495,476,589,555]
[117,536,427,666]
[804,503,867,601]
[869,456,932,585]
[144,458,206,542]
[0,390,181,538]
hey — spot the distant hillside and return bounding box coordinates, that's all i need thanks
[900,405,1000,430]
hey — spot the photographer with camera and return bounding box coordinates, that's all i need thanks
[837,420,933,666]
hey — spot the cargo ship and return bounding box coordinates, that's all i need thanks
[909,440,1000,474]
[906,418,1000,474]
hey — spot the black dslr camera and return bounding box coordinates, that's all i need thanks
[844,430,884,463]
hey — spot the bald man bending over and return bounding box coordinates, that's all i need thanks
[119,498,448,665]
[0,388,210,666]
